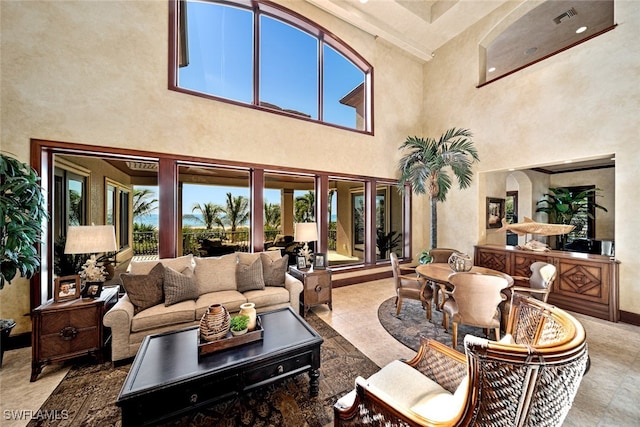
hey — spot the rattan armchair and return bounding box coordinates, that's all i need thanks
[334,293,589,426]
[391,253,433,320]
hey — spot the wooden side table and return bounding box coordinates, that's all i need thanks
[31,286,119,381]
[289,266,332,317]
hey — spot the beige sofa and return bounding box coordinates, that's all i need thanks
[104,251,303,362]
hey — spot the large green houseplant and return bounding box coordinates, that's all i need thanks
[397,128,479,249]
[1,153,49,289]
[536,186,608,250]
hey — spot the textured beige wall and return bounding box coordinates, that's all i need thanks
[422,1,639,314]
[0,1,425,333]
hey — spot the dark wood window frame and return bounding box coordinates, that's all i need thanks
[169,0,374,134]
[30,139,411,308]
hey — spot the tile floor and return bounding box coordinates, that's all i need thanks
[1,278,639,426]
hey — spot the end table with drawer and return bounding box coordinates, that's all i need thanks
[288,266,332,317]
[31,286,119,381]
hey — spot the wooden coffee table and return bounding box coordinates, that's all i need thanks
[116,307,323,426]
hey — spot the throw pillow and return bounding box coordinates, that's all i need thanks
[120,262,165,314]
[260,253,289,287]
[236,258,265,293]
[164,267,198,306]
[194,254,238,294]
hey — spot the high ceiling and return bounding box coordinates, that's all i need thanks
[304,0,615,80]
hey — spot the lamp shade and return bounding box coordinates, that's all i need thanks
[294,222,318,242]
[64,225,117,254]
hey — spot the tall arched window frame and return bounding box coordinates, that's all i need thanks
[169,0,373,134]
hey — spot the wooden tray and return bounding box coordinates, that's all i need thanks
[198,316,263,357]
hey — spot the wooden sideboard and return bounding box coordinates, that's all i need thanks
[474,245,619,322]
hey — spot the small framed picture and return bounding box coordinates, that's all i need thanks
[82,282,103,299]
[486,197,505,229]
[313,252,327,270]
[296,256,307,270]
[54,275,81,302]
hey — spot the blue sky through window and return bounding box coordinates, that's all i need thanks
[177,0,365,130]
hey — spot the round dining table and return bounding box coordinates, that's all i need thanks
[415,263,514,287]
[415,263,514,309]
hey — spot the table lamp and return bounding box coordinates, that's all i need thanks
[64,225,117,283]
[294,222,318,268]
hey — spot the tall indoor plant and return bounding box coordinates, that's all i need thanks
[536,186,608,250]
[1,153,49,288]
[397,128,479,249]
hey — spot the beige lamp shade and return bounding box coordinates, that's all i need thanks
[294,222,318,243]
[64,225,117,254]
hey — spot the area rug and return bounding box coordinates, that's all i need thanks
[377,297,492,353]
[27,313,379,427]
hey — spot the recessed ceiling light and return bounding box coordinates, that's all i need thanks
[576,26,587,34]
[563,160,573,164]
[525,47,538,55]
[488,67,496,73]
[359,0,368,3]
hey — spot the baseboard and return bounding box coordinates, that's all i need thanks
[332,270,392,288]
[4,331,31,350]
[619,310,640,326]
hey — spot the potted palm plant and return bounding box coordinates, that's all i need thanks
[1,153,48,288]
[397,128,479,249]
[1,153,48,362]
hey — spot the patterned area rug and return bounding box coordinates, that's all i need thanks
[377,297,491,353]
[27,313,379,427]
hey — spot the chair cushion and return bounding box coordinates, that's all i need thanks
[120,262,165,314]
[195,254,238,294]
[195,291,246,319]
[261,253,288,287]
[236,257,265,292]
[131,299,196,332]
[363,360,466,423]
[164,267,199,306]
[243,287,290,309]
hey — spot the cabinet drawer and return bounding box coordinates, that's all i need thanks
[244,352,313,385]
[40,306,100,335]
[40,326,99,358]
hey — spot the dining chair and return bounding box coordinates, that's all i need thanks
[500,261,557,330]
[390,253,433,320]
[428,248,458,263]
[440,272,509,348]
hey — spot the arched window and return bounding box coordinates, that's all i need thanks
[170,0,372,133]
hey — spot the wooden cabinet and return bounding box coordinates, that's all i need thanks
[288,267,332,317]
[474,245,619,322]
[31,286,119,381]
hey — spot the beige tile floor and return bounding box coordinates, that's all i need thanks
[1,278,639,426]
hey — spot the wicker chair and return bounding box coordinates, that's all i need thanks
[334,293,589,427]
[391,253,433,320]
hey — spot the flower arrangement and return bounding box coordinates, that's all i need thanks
[230,315,249,332]
[79,256,107,282]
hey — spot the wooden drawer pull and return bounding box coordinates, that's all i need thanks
[59,326,78,340]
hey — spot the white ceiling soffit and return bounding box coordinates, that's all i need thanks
[304,0,508,62]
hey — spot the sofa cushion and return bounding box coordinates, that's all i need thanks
[195,290,246,319]
[129,254,194,275]
[236,258,265,292]
[195,254,238,294]
[237,252,261,265]
[243,286,290,309]
[131,299,196,333]
[120,262,165,314]
[262,249,282,261]
[261,253,288,287]
[164,267,199,306]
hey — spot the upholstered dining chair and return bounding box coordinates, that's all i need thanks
[440,272,509,348]
[390,253,433,320]
[428,247,459,263]
[500,261,557,330]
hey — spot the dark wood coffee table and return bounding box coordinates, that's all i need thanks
[116,307,323,426]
